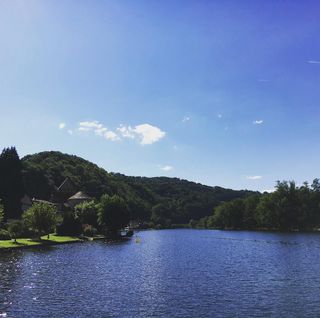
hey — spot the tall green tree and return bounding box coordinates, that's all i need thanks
[98,195,130,235]
[75,200,98,226]
[0,147,24,220]
[7,220,24,242]
[22,202,59,239]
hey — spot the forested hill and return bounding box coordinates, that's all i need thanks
[22,151,256,224]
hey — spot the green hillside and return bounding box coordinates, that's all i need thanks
[22,151,256,224]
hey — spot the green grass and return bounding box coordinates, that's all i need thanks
[0,234,81,249]
[41,235,80,243]
[0,239,42,249]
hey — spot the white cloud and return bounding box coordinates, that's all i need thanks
[182,116,190,122]
[217,114,222,119]
[307,60,320,64]
[77,121,165,145]
[118,123,166,145]
[78,126,91,132]
[78,121,119,141]
[246,176,263,180]
[79,121,102,128]
[104,131,120,141]
[253,120,264,125]
[59,122,66,129]
[161,165,173,172]
[117,125,135,139]
[133,124,165,145]
[67,130,73,135]
[95,127,108,136]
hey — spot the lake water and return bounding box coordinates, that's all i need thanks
[1,229,320,317]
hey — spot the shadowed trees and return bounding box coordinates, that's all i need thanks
[0,147,24,220]
[98,195,130,236]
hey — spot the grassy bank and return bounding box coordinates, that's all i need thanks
[0,235,81,249]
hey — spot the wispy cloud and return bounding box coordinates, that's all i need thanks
[217,114,222,119]
[182,116,190,122]
[160,165,174,172]
[104,131,120,141]
[77,121,165,145]
[117,125,135,139]
[79,121,102,131]
[253,120,264,125]
[59,122,66,129]
[307,60,320,64]
[78,121,119,141]
[67,130,73,135]
[258,79,269,82]
[246,175,262,180]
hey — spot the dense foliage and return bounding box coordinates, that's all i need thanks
[22,202,60,238]
[0,147,24,220]
[7,220,24,242]
[197,180,320,231]
[74,200,98,226]
[98,195,130,232]
[21,151,253,224]
[56,212,82,236]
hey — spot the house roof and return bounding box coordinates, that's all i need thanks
[32,199,55,205]
[68,191,91,200]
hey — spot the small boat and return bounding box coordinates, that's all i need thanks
[120,227,134,238]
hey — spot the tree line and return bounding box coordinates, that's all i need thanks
[195,180,320,231]
[0,147,252,227]
[3,146,319,235]
[21,150,253,224]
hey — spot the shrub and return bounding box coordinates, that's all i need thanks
[23,203,59,238]
[75,201,98,226]
[7,220,24,242]
[0,229,11,240]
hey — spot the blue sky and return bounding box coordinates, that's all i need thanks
[1,0,320,191]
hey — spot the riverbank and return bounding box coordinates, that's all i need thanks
[0,235,82,250]
[0,233,134,250]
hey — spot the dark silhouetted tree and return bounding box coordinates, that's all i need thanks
[98,195,130,236]
[0,147,24,220]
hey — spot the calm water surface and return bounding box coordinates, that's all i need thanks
[1,229,320,317]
